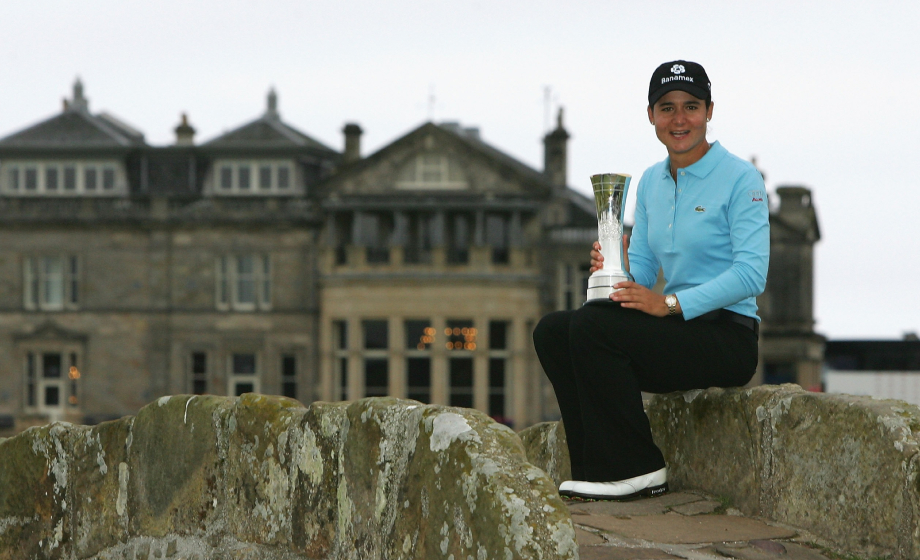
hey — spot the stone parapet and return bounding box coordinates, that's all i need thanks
[519,384,920,560]
[0,394,577,560]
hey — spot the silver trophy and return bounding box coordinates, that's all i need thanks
[586,173,633,302]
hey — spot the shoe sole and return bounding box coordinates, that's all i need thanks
[566,482,669,502]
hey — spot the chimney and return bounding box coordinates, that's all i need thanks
[543,107,569,188]
[343,123,363,163]
[775,185,820,242]
[174,113,196,146]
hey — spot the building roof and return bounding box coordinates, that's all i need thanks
[0,80,145,150]
[203,89,337,153]
[825,339,920,371]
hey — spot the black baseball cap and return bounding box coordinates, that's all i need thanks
[648,60,711,107]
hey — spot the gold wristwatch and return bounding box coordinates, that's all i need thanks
[665,294,678,316]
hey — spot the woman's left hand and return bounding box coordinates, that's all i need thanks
[610,282,670,317]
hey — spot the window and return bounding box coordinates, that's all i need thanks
[45,168,59,191]
[363,320,389,397]
[281,354,297,399]
[277,166,290,189]
[64,167,77,191]
[25,351,80,416]
[8,166,19,190]
[332,213,353,266]
[764,362,797,386]
[488,321,511,426]
[333,320,349,400]
[220,166,233,190]
[229,353,260,396]
[3,162,122,195]
[259,166,272,190]
[405,213,434,264]
[445,319,477,351]
[103,168,116,190]
[24,256,80,311]
[212,160,294,194]
[447,213,472,264]
[238,165,251,190]
[362,213,393,265]
[395,153,468,190]
[84,168,98,191]
[486,213,510,264]
[558,263,591,310]
[449,357,474,408]
[191,352,208,394]
[446,319,475,408]
[216,255,271,311]
[25,168,38,190]
[406,320,435,403]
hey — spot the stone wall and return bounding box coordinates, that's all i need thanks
[519,384,920,560]
[0,394,577,560]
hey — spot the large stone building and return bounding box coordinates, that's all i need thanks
[0,81,821,435]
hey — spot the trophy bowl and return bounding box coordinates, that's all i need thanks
[586,173,633,302]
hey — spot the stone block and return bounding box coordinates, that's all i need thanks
[0,396,578,559]
[517,419,571,487]
[127,395,234,538]
[70,417,133,558]
[764,391,920,556]
[645,385,799,514]
[523,385,920,559]
[0,422,77,559]
[222,393,306,547]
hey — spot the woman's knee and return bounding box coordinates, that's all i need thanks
[533,310,572,349]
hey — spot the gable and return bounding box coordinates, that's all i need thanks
[324,123,552,199]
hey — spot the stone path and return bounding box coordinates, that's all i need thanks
[566,491,837,560]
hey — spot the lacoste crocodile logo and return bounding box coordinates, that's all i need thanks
[694,206,706,213]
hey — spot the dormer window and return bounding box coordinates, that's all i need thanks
[214,160,294,194]
[2,161,124,195]
[396,152,467,190]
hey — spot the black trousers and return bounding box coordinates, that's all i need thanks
[533,301,757,482]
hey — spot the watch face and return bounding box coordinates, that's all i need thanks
[666,295,676,306]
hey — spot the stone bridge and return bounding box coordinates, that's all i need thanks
[2,385,919,559]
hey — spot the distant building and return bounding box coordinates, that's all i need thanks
[0,82,337,433]
[824,336,920,405]
[756,185,824,390]
[0,80,823,435]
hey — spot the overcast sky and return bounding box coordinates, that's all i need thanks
[1,0,917,340]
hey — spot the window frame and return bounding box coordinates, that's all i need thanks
[216,254,271,311]
[2,160,125,195]
[24,255,80,311]
[23,347,82,419]
[227,352,261,396]
[211,160,295,195]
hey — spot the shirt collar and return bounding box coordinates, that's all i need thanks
[659,140,727,180]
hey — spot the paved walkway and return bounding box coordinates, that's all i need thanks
[566,491,839,560]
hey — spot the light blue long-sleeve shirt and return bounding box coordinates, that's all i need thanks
[628,141,770,321]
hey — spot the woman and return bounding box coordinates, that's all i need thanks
[532,60,769,501]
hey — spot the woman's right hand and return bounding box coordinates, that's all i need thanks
[589,235,630,274]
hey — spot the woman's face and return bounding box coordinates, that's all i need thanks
[647,90,713,163]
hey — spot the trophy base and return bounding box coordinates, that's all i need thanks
[586,273,630,302]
